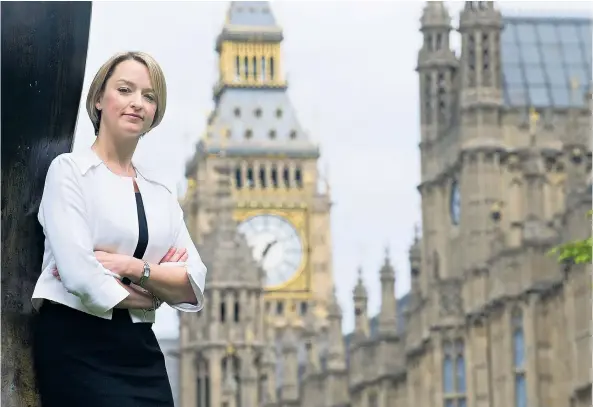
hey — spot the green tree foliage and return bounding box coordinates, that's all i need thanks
[549,210,592,265]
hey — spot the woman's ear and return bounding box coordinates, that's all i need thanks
[95,101,102,111]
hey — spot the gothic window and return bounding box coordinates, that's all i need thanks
[260,56,266,81]
[283,166,291,188]
[295,166,303,188]
[246,166,254,188]
[482,33,491,86]
[244,56,249,79]
[425,33,433,51]
[222,356,241,407]
[245,129,253,139]
[196,356,210,407]
[436,33,443,51]
[275,108,283,118]
[468,34,476,87]
[443,339,467,406]
[220,301,226,323]
[269,57,275,80]
[276,301,284,315]
[259,165,267,188]
[300,301,308,316]
[254,108,262,118]
[289,130,297,139]
[234,107,241,117]
[438,72,447,124]
[271,165,278,188]
[235,166,243,189]
[235,56,241,81]
[252,56,257,80]
[234,300,240,322]
[424,73,432,124]
[512,308,527,407]
[268,129,276,139]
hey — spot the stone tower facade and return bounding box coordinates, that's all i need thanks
[179,2,341,406]
[175,2,591,407]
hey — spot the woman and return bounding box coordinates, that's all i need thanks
[31,51,207,407]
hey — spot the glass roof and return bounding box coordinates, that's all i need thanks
[501,16,592,108]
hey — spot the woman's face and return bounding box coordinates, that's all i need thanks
[96,59,157,138]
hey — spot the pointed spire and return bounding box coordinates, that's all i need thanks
[218,1,283,48]
[380,246,395,281]
[353,266,367,300]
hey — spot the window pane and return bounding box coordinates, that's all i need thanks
[515,373,527,407]
[443,356,454,393]
[565,67,588,91]
[515,24,538,43]
[513,328,525,367]
[541,45,564,67]
[503,65,524,85]
[502,44,522,64]
[562,45,586,66]
[525,65,546,86]
[528,85,550,107]
[536,23,559,44]
[558,24,581,45]
[445,400,455,407]
[456,355,466,392]
[545,64,568,86]
[519,43,542,65]
[550,87,570,107]
[458,398,467,407]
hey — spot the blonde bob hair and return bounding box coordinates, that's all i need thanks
[86,51,167,136]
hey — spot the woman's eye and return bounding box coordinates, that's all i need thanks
[144,94,156,102]
[118,87,130,93]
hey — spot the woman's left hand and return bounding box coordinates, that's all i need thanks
[93,251,136,277]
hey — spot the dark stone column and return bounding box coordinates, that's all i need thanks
[1,2,92,405]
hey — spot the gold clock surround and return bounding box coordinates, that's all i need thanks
[233,206,311,300]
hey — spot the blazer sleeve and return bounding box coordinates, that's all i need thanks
[166,198,207,312]
[38,155,129,314]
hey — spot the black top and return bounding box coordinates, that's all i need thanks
[122,192,149,286]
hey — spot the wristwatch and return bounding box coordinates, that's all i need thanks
[138,260,151,288]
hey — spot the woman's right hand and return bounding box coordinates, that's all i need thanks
[51,247,188,281]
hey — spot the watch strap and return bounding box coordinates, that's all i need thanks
[138,260,150,288]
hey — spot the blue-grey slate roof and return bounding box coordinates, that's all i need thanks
[202,88,319,157]
[227,1,277,27]
[501,16,592,108]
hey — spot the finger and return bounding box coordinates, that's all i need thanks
[171,248,187,262]
[179,252,189,262]
[160,247,176,263]
[167,248,179,262]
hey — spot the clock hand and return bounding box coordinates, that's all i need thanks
[262,240,278,260]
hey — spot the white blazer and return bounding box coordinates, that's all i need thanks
[31,147,207,323]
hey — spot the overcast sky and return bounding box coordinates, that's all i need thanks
[73,1,592,338]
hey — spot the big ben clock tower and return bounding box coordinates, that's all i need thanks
[185,1,334,326]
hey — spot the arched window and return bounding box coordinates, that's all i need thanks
[196,355,210,407]
[252,56,257,80]
[234,300,240,323]
[235,56,240,81]
[512,308,527,407]
[271,165,278,188]
[260,56,266,81]
[247,166,254,189]
[455,340,466,392]
[269,57,275,80]
[283,166,290,188]
[259,165,267,189]
[443,339,466,406]
[295,166,303,188]
[220,301,226,323]
[244,56,249,79]
[222,356,241,407]
[235,166,243,189]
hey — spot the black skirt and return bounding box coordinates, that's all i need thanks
[33,302,174,407]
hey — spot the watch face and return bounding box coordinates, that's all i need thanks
[450,180,461,226]
[237,214,303,287]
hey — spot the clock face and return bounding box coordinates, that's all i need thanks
[450,180,461,226]
[237,214,303,287]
